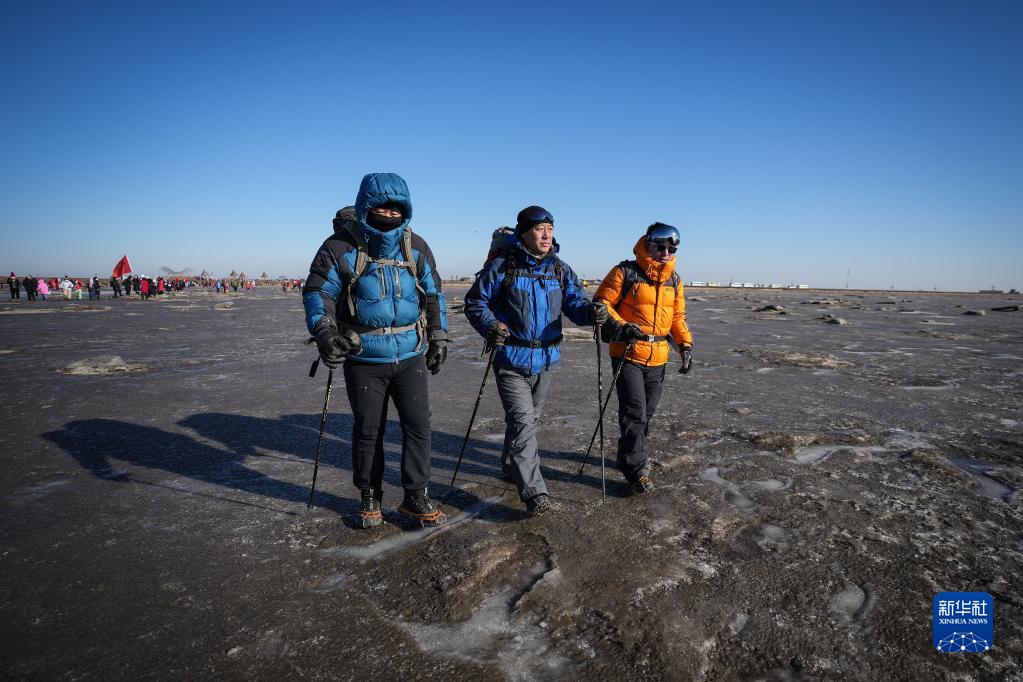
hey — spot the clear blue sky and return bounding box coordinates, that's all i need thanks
[2,1,1021,290]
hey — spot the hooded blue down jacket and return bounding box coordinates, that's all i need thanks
[464,241,592,375]
[302,173,447,364]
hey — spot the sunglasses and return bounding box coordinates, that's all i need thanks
[651,242,677,254]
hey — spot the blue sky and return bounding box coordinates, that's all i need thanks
[2,1,1020,290]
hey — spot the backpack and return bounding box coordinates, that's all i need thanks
[600,260,681,343]
[330,206,427,348]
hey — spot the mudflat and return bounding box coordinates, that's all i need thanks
[2,286,1021,679]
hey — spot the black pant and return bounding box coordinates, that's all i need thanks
[612,359,666,481]
[343,354,431,493]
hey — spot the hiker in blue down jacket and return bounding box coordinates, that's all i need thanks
[464,205,608,517]
[303,172,449,528]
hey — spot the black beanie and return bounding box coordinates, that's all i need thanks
[515,205,554,236]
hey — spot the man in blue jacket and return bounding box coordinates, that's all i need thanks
[303,173,449,528]
[464,206,608,516]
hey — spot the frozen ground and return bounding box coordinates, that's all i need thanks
[1,286,1021,680]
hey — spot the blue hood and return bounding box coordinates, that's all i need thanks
[355,172,412,231]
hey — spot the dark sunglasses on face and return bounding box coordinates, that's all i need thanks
[651,242,677,254]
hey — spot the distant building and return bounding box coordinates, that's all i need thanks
[979,288,1004,294]
[689,281,705,287]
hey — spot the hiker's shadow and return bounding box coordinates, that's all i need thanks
[43,412,528,520]
[540,447,631,497]
[43,417,355,516]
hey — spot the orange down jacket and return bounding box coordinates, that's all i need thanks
[594,237,693,366]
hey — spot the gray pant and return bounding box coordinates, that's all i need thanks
[495,367,552,501]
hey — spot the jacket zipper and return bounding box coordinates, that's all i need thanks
[647,263,665,367]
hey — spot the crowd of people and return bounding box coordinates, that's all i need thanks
[5,273,301,302]
[303,172,693,528]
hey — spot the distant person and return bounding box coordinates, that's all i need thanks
[60,277,73,301]
[464,205,606,516]
[37,277,49,300]
[140,277,150,300]
[156,277,165,295]
[23,275,38,302]
[7,273,21,301]
[90,276,101,300]
[111,277,122,298]
[131,275,140,295]
[303,172,449,528]
[593,222,693,494]
[74,279,83,301]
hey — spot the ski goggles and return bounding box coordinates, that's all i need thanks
[650,242,678,254]
[645,222,681,246]
[520,207,554,224]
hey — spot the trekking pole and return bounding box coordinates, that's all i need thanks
[594,325,605,502]
[307,361,334,509]
[578,343,635,477]
[451,345,498,487]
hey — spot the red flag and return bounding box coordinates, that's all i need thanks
[112,255,132,278]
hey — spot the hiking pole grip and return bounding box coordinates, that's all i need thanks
[451,345,497,487]
[578,343,634,477]
[308,368,334,508]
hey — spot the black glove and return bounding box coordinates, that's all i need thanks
[425,341,447,375]
[486,321,511,348]
[620,323,646,343]
[589,301,609,325]
[678,345,693,374]
[313,317,361,368]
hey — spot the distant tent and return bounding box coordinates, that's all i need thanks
[260,271,269,279]
[199,269,211,278]
[229,270,238,277]
[238,271,246,280]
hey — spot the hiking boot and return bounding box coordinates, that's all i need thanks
[526,493,551,517]
[357,488,382,529]
[398,489,447,527]
[631,475,655,495]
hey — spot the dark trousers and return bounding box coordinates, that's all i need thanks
[343,354,431,493]
[612,359,666,482]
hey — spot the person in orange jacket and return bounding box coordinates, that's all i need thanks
[594,223,693,494]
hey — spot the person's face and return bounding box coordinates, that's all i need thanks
[646,240,676,264]
[522,222,553,254]
[368,206,402,220]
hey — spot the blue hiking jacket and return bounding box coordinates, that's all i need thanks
[464,241,592,375]
[302,173,447,363]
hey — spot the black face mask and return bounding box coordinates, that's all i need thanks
[366,212,404,230]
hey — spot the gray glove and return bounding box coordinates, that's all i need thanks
[589,301,609,325]
[485,321,510,350]
[679,346,693,374]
